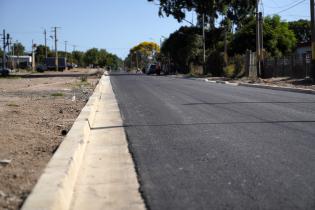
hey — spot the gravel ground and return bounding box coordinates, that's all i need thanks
[0,74,99,210]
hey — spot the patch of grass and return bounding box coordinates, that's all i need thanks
[69,80,91,89]
[223,64,236,78]
[80,75,87,82]
[50,92,64,97]
[7,103,19,107]
[0,76,21,79]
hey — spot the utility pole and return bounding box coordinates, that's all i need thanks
[52,27,59,71]
[44,29,47,59]
[202,13,206,75]
[256,0,261,77]
[32,40,36,71]
[311,0,315,79]
[10,38,15,69]
[259,12,264,77]
[2,29,6,70]
[64,40,68,61]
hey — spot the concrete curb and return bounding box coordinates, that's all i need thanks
[237,83,315,95]
[169,75,315,95]
[21,75,104,210]
[205,78,315,95]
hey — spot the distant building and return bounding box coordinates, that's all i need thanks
[7,55,32,63]
[295,42,311,58]
[6,55,32,69]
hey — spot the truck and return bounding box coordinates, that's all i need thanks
[45,57,67,71]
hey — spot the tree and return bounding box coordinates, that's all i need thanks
[288,19,311,44]
[148,0,256,28]
[11,42,25,55]
[84,48,99,67]
[98,49,109,67]
[35,45,50,64]
[127,42,160,69]
[264,15,296,57]
[231,15,296,57]
[72,51,85,67]
[106,53,122,70]
[162,26,203,73]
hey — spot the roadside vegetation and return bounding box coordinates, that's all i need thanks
[147,0,311,77]
[124,42,160,70]
[5,43,123,71]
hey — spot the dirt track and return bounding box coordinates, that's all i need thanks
[0,73,99,210]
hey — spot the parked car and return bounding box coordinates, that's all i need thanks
[36,64,48,72]
[146,64,156,75]
[0,68,11,76]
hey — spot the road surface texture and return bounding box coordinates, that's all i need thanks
[110,73,315,210]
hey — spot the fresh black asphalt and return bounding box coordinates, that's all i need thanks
[110,73,315,210]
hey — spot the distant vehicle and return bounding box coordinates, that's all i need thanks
[0,68,11,76]
[36,64,48,72]
[45,57,67,71]
[146,64,156,75]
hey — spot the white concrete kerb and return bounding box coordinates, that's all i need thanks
[21,74,105,210]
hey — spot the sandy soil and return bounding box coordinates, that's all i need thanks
[0,74,99,210]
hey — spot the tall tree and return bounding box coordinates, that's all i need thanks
[35,45,50,64]
[288,19,311,44]
[11,42,25,55]
[162,26,203,73]
[231,15,296,57]
[127,41,160,69]
[72,51,85,67]
[84,48,99,66]
[98,49,109,67]
[148,0,256,28]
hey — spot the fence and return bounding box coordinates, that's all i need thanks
[262,53,311,78]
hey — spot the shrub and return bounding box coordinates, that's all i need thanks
[223,64,236,78]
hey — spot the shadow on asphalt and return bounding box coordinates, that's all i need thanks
[109,73,144,76]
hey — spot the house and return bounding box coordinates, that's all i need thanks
[6,55,32,69]
[295,42,311,58]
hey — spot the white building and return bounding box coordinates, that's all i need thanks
[295,42,311,58]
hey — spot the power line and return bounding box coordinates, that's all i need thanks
[265,0,307,9]
[276,0,306,14]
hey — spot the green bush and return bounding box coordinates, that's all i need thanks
[232,54,245,78]
[223,64,236,78]
[206,51,225,76]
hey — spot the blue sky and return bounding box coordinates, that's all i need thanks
[0,0,310,58]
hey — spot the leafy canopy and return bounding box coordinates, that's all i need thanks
[231,15,296,57]
[125,42,160,69]
[11,42,25,55]
[162,26,203,73]
[288,19,311,44]
[148,0,256,27]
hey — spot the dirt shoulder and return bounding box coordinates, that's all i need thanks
[0,71,100,210]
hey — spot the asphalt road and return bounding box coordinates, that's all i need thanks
[110,73,315,210]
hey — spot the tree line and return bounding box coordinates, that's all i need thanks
[149,0,311,76]
[1,43,123,70]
